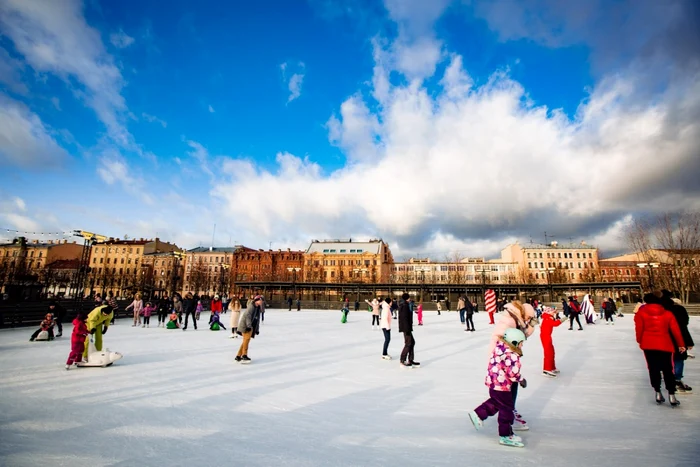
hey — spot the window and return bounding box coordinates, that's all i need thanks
[106,258,110,264]
[539,253,543,258]
[136,248,140,254]
[527,253,531,258]
[325,271,328,278]
[626,269,630,275]
[340,249,346,253]
[535,273,539,279]
[93,258,97,264]
[589,253,592,258]
[324,260,328,266]
[126,268,130,274]
[602,270,607,275]
[129,248,132,253]
[558,253,561,258]
[577,252,581,258]
[331,271,335,278]
[570,262,574,268]
[121,258,125,264]
[357,249,363,253]
[578,262,582,268]
[119,268,123,274]
[330,249,336,253]
[123,248,126,253]
[570,273,575,279]
[350,249,355,253]
[330,260,336,266]
[528,262,532,268]
[540,262,544,268]
[100,258,103,264]
[323,249,329,253]
[30,251,34,257]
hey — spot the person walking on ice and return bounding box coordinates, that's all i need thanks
[380,298,393,360]
[540,306,565,377]
[469,328,528,448]
[65,312,89,369]
[366,298,380,329]
[399,293,419,368]
[236,295,263,363]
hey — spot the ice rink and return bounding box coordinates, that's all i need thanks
[1,309,699,467]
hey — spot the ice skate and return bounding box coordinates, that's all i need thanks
[669,394,680,407]
[241,355,252,364]
[235,356,241,362]
[542,370,557,378]
[468,411,483,430]
[513,412,529,431]
[65,364,70,370]
[655,391,665,404]
[142,324,145,328]
[552,369,561,374]
[676,381,692,393]
[382,355,392,360]
[409,361,420,368]
[499,435,524,448]
[400,361,413,368]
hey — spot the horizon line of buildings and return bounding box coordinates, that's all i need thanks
[0,235,687,298]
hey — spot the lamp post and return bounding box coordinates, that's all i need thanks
[171,251,185,298]
[219,263,231,296]
[637,262,659,290]
[287,267,301,299]
[352,268,367,301]
[540,267,555,302]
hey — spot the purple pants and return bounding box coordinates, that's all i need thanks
[474,388,515,437]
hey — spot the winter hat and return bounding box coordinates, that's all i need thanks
[214,295,220,300]
[402,293,410,301]
[543,306,556,315]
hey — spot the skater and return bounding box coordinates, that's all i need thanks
[469,328,528,448]
[211,295,223,316]
[355,300,360,312]
[340,303,350,323]
[445,299,451,312]
[540,307,564,377]
[296,298,301,311]
[603,298,616,324]
[166,310,180,329]
[436,300,442,316]
[416,301,423,326]
[458,296,467,324]
[490,300,537,431]
[65,312,89,369]
[236,295,263,363]
[29,313,55,341]
[561,298,571,317]
[567,296,583,331]
[173,293,184,323]
[230,294,242,337]
[157,294,171,327]
[635,291,685,406]
[391,299,398,319]
[366,298,380,329]
[83,303,114,359]
[399,293,419,368]
[182,293,198,331]
[465,299,476,332]
[196,300,203,320]
[581,294,596,325]
[222,294,229,314]
[662,292,694,393]
[380,297,393,359]
[125,292,143,327]
[288,296,293,311]
[209,310,226,330]
[48,301,66,337]
[142,301,155,328]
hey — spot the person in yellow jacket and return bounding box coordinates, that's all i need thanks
[84,304,114,359]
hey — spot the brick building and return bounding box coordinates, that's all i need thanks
[183,246,237,296]
[303,239,394,283]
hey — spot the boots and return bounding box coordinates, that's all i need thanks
[655,391,665,404]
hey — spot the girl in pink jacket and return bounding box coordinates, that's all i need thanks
[142,302,156,328]
[488,301,537,431]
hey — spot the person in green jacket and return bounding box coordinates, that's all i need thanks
[84,304,114,359]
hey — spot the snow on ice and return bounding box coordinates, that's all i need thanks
[1,310,699,467]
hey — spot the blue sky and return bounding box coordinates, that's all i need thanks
[1,0,698,259]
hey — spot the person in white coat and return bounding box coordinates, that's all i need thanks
[380,298,393,360]
[125,293,143,327]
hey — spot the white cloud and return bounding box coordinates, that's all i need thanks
[0,94,69,168]
[110,29,135,48]
[185,140,213,176]
[13,197,26,211]
[280,61,305,103]
[0,0,139,153]
[96,150,153,204]
[211,46,700,255]
[208,104,215,113]
[141,112,167,128]
[51,96,61,110]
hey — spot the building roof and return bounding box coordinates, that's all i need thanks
[187,246,239,253]
[306,240,384,255]
[512,242,598,250]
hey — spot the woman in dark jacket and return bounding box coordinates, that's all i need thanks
[181,293,197,330]
[661,290,694,392]
[634,292,685,406]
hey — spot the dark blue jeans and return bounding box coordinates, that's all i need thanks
[382,329,391,356]
[674,357,684,380]
[459,309,466,323]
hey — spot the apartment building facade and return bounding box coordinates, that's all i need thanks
[390,257,518,284]
[303,239,394,283]
[500,241,600,284]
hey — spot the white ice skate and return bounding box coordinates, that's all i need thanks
[76,340,123,368]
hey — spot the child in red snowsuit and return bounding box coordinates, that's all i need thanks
[66,313,89,369]
[540,307,564,377]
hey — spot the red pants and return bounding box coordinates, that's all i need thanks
[488,312,495,324]
[542,338,555,371]
[66,339,85,365]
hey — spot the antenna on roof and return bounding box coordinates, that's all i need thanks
[211,223,216,249]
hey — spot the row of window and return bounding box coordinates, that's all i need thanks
[96,247,141,254]
[321,249,364,253]
[528,261,595,269]
[2,250,43,257]
[94,257,140,265]
[527,251,593,259]
[392,265,511,272]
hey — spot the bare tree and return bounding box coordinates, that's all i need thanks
[190,258,208,296]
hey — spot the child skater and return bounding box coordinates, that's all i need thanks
[196,300,203,321]
[469,328,528,448]
[142,302,156,328]
[166,310,180,329]
[416,301,423,326]
[540,306,565,377]
[29,313,55,341]
[65,312,89,369]
[209,310,226,330]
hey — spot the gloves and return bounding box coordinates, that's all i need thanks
[90,328,97,335]
[520,379,528,389]
[102,326,108,335]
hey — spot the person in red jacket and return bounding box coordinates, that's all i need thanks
[210,295,223,315]
[634,292,686,406]
[65,312,89,369]
[540,307,565,377]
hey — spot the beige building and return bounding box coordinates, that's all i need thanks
[183,246,237,296]
[390,257,518,284]
[86,238,180,297]
[303,239,394,283]
[500,241,600,284]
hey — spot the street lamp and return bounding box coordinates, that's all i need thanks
[287,267,301,299]
[637,262,659,290]
[540,267,555,301]
[220,263,231,296]
[171,251,185,297]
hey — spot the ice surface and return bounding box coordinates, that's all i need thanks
[1,310,699,467]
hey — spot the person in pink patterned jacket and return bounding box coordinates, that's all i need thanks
[469,328,528,448]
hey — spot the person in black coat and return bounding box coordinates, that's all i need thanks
[662,290,694,392]
[48,301,67,337]
[398,293,419,367]
[181,293,198,330]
